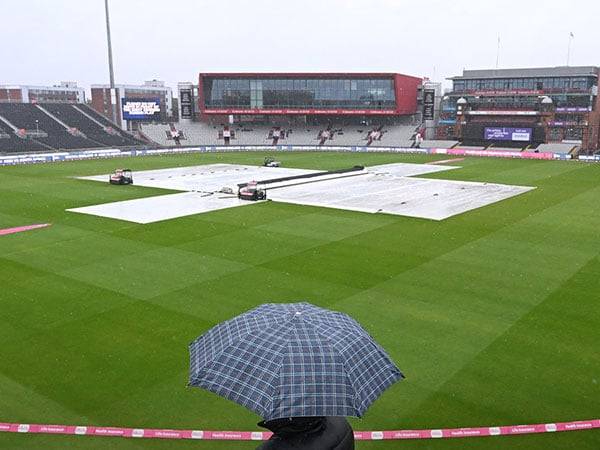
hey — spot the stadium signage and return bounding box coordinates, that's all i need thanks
[461,89,591,97]
[180,90,192,103]
[181,105,193,118]
[0,147,581,167]
[548,121,588,126]
[2,418,598,441]
[555,107,590,112]
[203,108,398,115]
[423,89,435,120]
[484,127,532,142]
[577,155,600,161]
[438,148,553,159]
[179,89,193,119]
[471,90,543,96]
[467,110,539,116]
[121,98,161,120]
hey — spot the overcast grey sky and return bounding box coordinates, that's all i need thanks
[2,0,599,94]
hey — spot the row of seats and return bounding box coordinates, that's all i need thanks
[0,119,47,153]
[141,122,421,147]
[0,103,93,150]
[42,104,141,147]
[535,143,579,155]
[1,108,575,155]
[419,140,460,149]
[0,103,142,153]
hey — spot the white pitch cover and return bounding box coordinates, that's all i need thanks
[70,163,534,223]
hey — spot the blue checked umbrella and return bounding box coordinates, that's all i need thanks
[188,302,403,420]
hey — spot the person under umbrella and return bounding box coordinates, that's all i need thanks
[189,302,404,449]
[256,416,354,449]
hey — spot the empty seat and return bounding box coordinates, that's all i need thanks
[0,103,98,150]
[42,104,142,147]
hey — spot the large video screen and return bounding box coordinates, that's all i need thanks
[484,127,532,142]
[121,98,161,121]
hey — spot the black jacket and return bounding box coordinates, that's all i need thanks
[256,417,354,450]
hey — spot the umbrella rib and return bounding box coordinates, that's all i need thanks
[309,329,363,416]
[254,326,300,419]
[302,315,396,369]
[191,318,299,418]
[301,314,370,339]
[190,315,287,367]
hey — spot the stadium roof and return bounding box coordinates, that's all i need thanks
[0,84,83,91]
[91,83,171,91]
[448,66,599,80]
[200,72,422,80]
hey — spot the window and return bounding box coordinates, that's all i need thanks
[565,127,583,140]
[548,127,563,141]
[571,77,589,90]
[202,77,400,110]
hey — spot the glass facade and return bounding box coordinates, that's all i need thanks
[203,77,396,110]
[451,93,591,109]
[452,76,595,92]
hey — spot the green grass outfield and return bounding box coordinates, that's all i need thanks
[0,151,599,450]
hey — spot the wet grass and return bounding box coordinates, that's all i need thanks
[0,152,599,449]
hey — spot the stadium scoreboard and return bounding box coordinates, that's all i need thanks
[121,98,161,121]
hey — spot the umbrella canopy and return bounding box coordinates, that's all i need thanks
[189,302,403,420]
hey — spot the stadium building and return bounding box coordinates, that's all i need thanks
[91,80,173,131]
[438,66,600,153]
[197,72,422,120]
[0,82,85,103]
[143,72,434,147]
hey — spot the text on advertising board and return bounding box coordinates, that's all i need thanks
[484,127,532,142]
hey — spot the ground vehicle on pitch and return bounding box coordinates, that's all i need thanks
[264,157,281,167]
[238,181,267,201]
[109,169,133,185]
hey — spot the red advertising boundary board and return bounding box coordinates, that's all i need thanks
[0,419,598,441]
